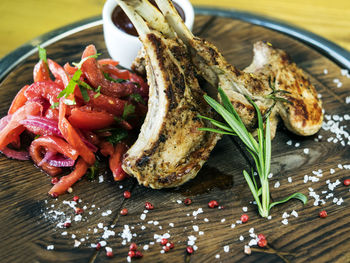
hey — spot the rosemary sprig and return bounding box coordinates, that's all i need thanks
[199,88,307,217]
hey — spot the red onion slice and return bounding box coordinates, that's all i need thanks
[20,116,62,137]
[48,155,75,167]
[38,150,56,166]
[1,147,30,160]
[81,137,98,152]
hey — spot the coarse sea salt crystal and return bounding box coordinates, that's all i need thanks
[242,206,248,212]
[74,240,81,247]
[249,228,254,233]
[122,225,133,243]
[193,225,199,232]
[221,218,226,223]
[341,69,348,76]
[282,212,289,219]
[176,200,182,204]
[239,235,244,241]
[215,254,220,259]
[323,69,328,74]
[248,239,258,246]
[140,214,146,220]
[193,208,203,217]
[274,181,280,188]
[286,140,292,146]
[199,231,204,235]
[291,210,298,217]
[204,218,209,222]
[47,245,54,250]
[281,219,288,225]
[187,235,197,246]
[98,175,104,183]
[304,148,309,154]
[330,168,335,174]
[224,245,230,252]
[143,245,149,250]
[231,224,236,229]
[193,245,198,251]
[102,229,115,239]
[288,177,292,183]
[337,198,344,205]
[169,223,174,227]
[295,142,300,147]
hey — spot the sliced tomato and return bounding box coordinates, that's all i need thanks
[109,142,128,181]
[81,45,134,98]
[47,59,70,87]
[74,88,126,116]
[8,85,29,114]
[99,141,114,157]
[63,62,78,76]
[48,158,88,196]
[45,108,59,120]
[24,81,63,105]
[98,59,119,67]
[68,107,115,130]
[128,72,149,98]
[100,64,130,80]
[33,60,51,82]
[0,102,42,150]
[58,102,95,165]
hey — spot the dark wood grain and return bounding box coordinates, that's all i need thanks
[1,14,350,263]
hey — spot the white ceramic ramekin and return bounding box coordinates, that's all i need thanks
[102,0,194,68]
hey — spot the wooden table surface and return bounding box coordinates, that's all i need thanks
[0,0,350,59]
[1,1,350,263]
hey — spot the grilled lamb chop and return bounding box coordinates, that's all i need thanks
[115,0,220,188]
[151,0,323,136]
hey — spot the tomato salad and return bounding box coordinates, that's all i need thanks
[0,45,148,196]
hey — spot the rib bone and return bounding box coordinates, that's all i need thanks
[115,0,221,188]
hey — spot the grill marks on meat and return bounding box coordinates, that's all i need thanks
[153,0,323,137]
[245,41,323,135]
[115,1,220,188]
[117,0,323,189]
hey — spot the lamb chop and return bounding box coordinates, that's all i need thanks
[116,0,323,189]
[115,0,221,188]
[130,0,323,137]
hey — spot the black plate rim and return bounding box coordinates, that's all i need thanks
[0,7,349,82]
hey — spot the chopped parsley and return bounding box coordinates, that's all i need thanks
[122,103,135,119]
[50,102,59,109]
[106,129,128,145]
[56,53,101,103]
[103,72,126,83]
[129,93,145,104]
[86,160,100,180]
[38,45,47,63]
[94,86,101,98]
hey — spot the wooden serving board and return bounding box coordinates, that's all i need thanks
[1,10,350,263]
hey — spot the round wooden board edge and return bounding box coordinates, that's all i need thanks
[0,7,350,82]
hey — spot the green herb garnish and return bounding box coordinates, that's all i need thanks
[122,103,135,119]
[199,88,307,217]
[37,45,47,63]
[106,129,128,145]
[72,53,101,69]
[50,102,59,109]
[57,53,100,103]
[86,160,100,180]
[94,86,101,98]
[129,93,145,105]
[103,72,126,83]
